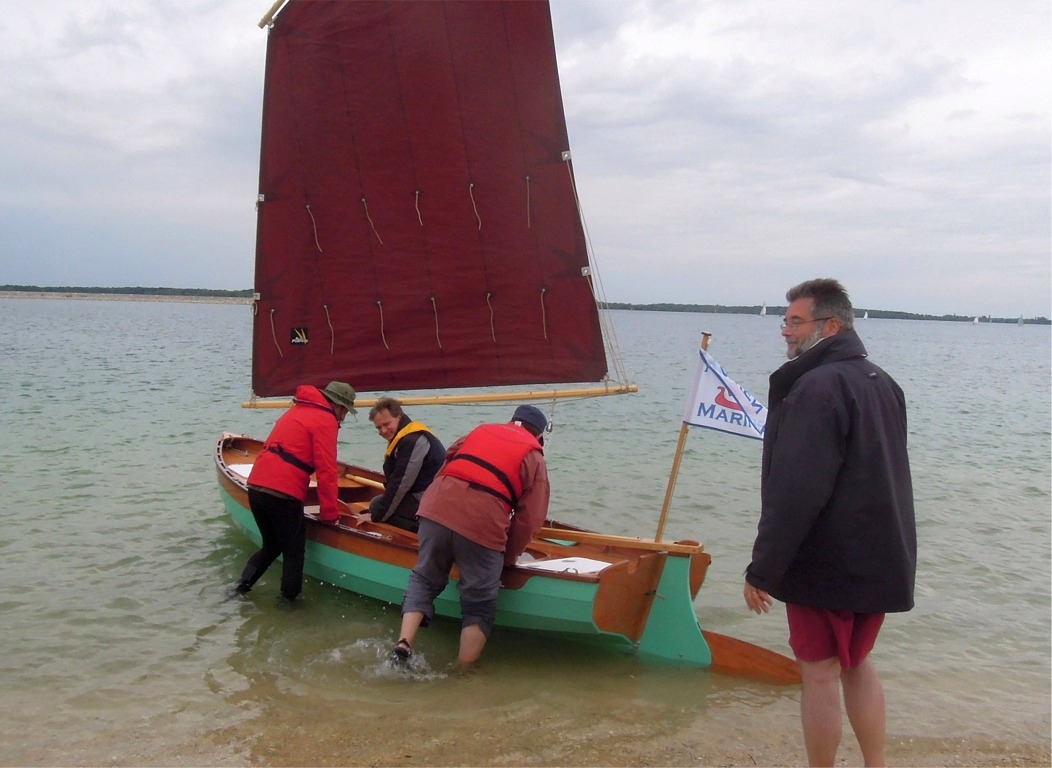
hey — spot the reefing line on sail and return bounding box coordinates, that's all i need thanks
[268,309,283,358]
[376,301,389,350]
[305,203,322,252]
[469,182,481,229]
[361,197,382,244]
[431,297,442,349]
[486,293,496,342]
[540,288,548,340]
[323,304,334,354]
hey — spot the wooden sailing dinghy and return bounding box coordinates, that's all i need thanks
[217,433,713,664]
[216,0,799,682]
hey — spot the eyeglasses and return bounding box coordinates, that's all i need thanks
[780,316,831,330]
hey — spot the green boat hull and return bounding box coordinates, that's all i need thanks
[219,483,711,666]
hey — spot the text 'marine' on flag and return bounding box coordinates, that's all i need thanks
[682,349,767,440]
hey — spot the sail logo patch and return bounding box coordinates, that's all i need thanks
[290,327,309,345]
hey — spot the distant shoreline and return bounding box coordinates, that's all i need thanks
[0,288,1046,323]
[0,291,251,306]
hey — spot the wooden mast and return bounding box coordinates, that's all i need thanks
[654,332,711,542]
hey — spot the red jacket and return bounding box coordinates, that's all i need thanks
[248,385,342,521]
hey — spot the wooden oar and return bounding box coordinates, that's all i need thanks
[702,630,801,685]
[343,472,384,490]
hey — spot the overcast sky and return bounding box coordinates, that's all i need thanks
[1,0,1048,317]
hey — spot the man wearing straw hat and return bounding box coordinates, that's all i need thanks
[230,381,357,602]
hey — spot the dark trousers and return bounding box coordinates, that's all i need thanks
[240,489,307,599]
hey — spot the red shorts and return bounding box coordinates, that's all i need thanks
[786,604,884,668]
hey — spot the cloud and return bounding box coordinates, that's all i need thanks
[0,0,263,289]
[552,0,1051,315]
[0,0,1048,316]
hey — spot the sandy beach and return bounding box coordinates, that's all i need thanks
[104,689,1052,767]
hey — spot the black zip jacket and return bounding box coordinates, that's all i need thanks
[746,329,917,613]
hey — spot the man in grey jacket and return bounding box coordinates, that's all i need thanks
[744,278,916,767]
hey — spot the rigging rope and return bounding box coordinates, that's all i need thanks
[323,304,334,355]
[305,204,323,252]
[269,308,283,358]
[362,197,383,244]
[469,182,481,230]
[431,297,443,349]
[376,300,390,350]
[562,155,632,386]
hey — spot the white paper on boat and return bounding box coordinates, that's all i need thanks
[515,556,612,575]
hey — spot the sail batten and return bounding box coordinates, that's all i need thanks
[252,0,610,397]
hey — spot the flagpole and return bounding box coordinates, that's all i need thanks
[655,332,711,542]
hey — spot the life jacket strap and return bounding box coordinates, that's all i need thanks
[447,453,519,509]
[266,444,315,475]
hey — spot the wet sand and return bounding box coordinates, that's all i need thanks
[206,702,1049,767]
[67,679,1048,768]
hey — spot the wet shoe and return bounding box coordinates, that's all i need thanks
[226,581,251,598]
[390,638,412,666]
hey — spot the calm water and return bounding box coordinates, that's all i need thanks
[1,297,1049,764]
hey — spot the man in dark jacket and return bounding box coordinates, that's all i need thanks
[744,279,916,767]
[364,397,445,532]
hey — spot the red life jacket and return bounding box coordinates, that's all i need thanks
[439,423,542,512]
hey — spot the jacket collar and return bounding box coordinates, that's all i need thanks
[769,328,868,406]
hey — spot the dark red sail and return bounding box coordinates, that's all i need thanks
[251,0,608,397]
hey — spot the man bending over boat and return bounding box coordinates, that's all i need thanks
[392,405,551,668]
[230,381,357,602]
[361,397,445,533]
[743,279,916,767]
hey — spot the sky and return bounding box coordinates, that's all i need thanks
[1,0,1049,318]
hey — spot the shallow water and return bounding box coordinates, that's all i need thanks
[0,298,1048,764]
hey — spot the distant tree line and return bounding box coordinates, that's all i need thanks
[601,302,1050,325]
[1,286,1046,324]
[1,285,253,299]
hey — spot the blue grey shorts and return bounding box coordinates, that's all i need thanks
[401,517,505,637]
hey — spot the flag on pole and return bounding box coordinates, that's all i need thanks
[682,349,767,440]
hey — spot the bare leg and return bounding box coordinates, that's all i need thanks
[397,610,426,648]
[842,657,886,767]
[457,624,487,668]
[799,657,843,767]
